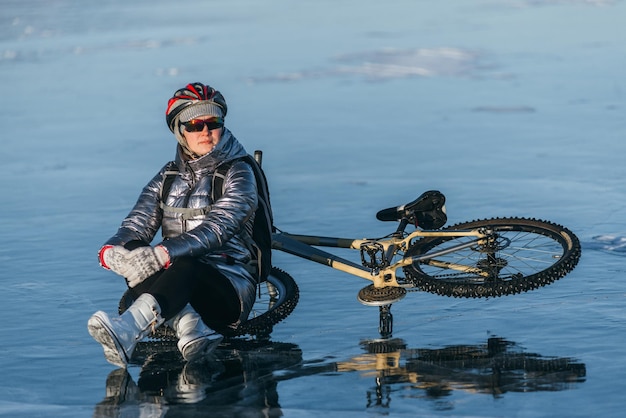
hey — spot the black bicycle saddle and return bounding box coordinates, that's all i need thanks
[376,190,447,229]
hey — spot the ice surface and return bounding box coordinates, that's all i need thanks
[1,0,625,416]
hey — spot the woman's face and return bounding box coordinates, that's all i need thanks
[182,116,223,156]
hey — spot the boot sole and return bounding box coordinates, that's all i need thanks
[88,314,129,368]
[181,334,224,362]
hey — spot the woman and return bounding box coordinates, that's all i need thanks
[88,82,258,368]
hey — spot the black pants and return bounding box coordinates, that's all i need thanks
[124,243,241,329]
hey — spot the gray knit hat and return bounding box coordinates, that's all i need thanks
[178,101,224,122]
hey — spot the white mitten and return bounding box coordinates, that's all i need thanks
[98,245,132,277]
[124,246,171,288]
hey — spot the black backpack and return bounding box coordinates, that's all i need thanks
[160,151,273,282]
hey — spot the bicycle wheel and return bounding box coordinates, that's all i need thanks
[403,218,581,298]
[118,266,299,339]
[227,267,299,338]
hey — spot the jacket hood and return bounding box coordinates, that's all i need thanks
[174,128,248,173]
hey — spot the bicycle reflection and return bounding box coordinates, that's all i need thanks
[93,337,585,416]
[341,337,586,407]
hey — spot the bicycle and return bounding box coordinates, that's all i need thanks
[270,189,581,337]
[120,152,581,342]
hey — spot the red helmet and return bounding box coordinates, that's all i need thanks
[165,83,228,133]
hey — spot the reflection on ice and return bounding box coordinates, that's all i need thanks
[353,337,586,403]
[93,337,585,416]
[94,340,303,418]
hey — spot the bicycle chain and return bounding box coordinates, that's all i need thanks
[402,270,480,292]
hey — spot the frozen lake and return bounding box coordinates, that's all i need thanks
[1,0,625,416]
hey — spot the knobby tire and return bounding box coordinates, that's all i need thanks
[402,217,581,298]
[228,267,299,338]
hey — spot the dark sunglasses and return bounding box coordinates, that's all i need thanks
[182,117,224,132]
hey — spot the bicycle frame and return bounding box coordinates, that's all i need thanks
[272,226,496,338]
[272,227,492,289]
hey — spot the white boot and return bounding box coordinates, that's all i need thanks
[88,293,164,367]
[167,304,223,362]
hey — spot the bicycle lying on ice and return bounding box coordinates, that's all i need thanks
[270,188,581,337]
[120,151,581,342]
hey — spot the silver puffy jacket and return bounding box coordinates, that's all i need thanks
[105,129,257,324]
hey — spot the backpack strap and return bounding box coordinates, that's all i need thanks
[159,167,214,220]
[160,169,178,201]
[211,165,228,200]
[211,157,258,243]
[210,156,264,205]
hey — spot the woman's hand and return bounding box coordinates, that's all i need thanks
[123,246,171,288]
[98,245,132,277]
